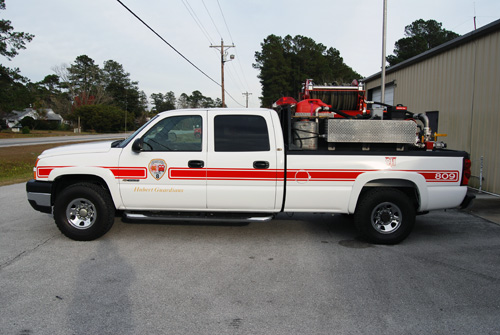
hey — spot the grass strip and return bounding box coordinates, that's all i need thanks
[0,141,102,186]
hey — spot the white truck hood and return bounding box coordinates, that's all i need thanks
[39,141,117,158]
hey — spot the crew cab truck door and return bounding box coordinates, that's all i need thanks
[206,110,280,211]
[118,111,207,210]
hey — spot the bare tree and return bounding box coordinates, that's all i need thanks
[53,56,111,108]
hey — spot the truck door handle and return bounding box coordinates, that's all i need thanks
[188,160,204,168]
[253,161,269,169]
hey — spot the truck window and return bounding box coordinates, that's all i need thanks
[214,115,270,152]
[142,115,202,151]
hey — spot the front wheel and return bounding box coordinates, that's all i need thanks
[354,188,416,244]
[53,183,115,241]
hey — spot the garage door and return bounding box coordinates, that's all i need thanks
[371,84,394,105]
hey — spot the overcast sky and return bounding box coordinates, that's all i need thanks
[3,0,499,108]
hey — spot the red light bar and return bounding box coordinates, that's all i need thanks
[274,97,298,106]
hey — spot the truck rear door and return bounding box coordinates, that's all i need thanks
[206,110,282,211]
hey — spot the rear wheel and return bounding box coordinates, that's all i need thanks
[354,188,416,244]
[53,183,115,241]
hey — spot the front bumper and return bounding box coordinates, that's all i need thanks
[26,180,53,214]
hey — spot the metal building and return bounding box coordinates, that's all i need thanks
[363,19,500,194]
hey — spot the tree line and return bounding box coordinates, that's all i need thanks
[0,50,222,132]
[253,19,459,107]
[1,51,221,132]
[0,0,222,132]
[253,34,361,107]
[150,90,222,112]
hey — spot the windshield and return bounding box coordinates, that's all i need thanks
[117,114,160,148]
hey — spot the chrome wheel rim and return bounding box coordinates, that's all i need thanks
[66,198,96,229]
[371,202,402,234]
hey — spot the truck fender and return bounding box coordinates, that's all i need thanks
[48,167,123,209]
[347,171,428,213]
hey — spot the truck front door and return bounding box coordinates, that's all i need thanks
[118,111,207,210]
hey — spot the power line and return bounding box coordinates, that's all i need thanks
[116,0,220,87]
[179,0,226,67]
[216,0,234,43]
[216,0,251,90]
[180,0,214,45]
[225,91,245,108]
[185,0,249,103]
[234,52,251,90]
[116,0,244,107]
[225,63,245,92]
[201,0,223,39]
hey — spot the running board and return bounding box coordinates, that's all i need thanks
[122,211,274,223]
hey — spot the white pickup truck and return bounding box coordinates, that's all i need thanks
[26,107,474,244]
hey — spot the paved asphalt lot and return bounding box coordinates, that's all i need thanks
[1,183,500,335]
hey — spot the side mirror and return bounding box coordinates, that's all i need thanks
[132,138,143,153]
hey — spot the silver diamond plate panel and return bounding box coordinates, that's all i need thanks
[326,119,417,143]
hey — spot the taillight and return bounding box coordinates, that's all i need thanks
[33,158,39,180]
[461,158,471,186]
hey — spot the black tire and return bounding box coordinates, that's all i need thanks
[53,183,115,241]
[354,188,416,244]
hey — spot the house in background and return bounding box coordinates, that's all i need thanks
[3,108,64,131]
[363,19,500,194]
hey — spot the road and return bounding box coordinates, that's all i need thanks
[0,133,129,147]
[1,182,500,335]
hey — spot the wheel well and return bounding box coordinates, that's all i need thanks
[52,175,111,205]
[359,179,420,210]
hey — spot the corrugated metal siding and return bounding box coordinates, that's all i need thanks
[470,32,500,193]
[365,29,500,193]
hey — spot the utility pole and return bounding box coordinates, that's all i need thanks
[381,0,387,104]
[124,89,127,133]
[242,92,252,108]
[210,39,235,107]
